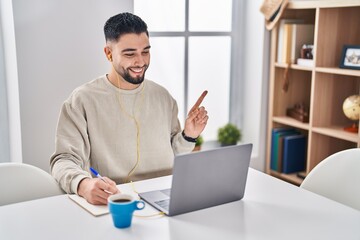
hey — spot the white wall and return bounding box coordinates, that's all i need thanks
[241,0,269,172]
[12,0,132,171]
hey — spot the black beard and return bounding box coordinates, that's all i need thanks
[123,72,144,85]
[122,66,148,85]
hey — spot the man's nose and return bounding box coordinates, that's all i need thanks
[134,55,146,66]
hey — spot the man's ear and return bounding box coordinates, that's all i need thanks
[104,47,112,62]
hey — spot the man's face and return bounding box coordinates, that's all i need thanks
[110,32,150,85]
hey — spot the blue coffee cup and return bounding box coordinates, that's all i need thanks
[108,193,145,228]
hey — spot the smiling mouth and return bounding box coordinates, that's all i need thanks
[129,67,144,74]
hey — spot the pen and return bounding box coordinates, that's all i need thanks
[90,167,107,182]
[90,167,114,194]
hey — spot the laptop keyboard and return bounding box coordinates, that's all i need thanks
[154,189,171,210]
[160,189,171,196]
[155,199,170,210]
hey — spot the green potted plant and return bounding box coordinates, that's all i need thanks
[193,135,204,151]
[217,123,241,146]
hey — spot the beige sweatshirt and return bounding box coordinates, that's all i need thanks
[50,75,194,194]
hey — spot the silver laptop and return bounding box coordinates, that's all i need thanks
[139,143,252,216]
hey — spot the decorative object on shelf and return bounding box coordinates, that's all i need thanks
[297,44,314,67]
[282,62,291,92]
[193,135,204,152]
[339,45,360,70]
[342,95,360,133]
[260,0,289,30]
[217,123,241,146]
[286,102,309,123]
[300,44,314,59]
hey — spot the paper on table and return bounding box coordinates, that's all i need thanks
[68,194,109,216]
[68,193,161,217]
[68,181,163,217]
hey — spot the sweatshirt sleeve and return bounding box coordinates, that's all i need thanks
[170,100,195,154]
[50,100,91,194]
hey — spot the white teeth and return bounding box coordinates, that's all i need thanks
[131,68,142,73]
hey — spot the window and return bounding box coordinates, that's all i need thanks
[135,0,234,140]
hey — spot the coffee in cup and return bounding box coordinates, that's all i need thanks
[108,193,145,228]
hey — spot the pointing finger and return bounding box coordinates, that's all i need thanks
[189,90,208,114]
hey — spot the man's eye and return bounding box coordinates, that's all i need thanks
[125,53,134,57]
[142,51,149,55]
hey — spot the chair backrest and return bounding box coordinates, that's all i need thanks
[0,163,64,206]
[300,148,360,211]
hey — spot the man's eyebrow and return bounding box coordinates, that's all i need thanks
[122,48,136,53]
[121,45,151,53]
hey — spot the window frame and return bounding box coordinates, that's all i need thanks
[136,0,245,137]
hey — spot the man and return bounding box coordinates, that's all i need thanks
[50,12,208,205]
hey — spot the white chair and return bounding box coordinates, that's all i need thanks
[300,148,360,211]
[0,162,64,206]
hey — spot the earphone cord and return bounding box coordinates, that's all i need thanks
[113,66,164,218]
[113,65,145,184]
[130,181,165,218]
[126,118,140,183]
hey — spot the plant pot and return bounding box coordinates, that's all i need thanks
[193,145,201,152]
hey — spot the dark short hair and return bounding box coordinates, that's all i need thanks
[104,12,148,42]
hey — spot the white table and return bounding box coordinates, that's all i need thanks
[0,168,359,240]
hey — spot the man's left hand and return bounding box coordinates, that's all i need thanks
[184,90,209,138]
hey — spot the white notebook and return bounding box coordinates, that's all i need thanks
[68,194,109,216]
[68,184,162,217]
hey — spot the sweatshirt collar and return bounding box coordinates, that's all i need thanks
[103,74,145,95]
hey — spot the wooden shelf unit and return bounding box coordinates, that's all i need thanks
[266,1,360,185]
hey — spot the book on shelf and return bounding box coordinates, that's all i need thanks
[277,134,289,173]
[277,21,293,64]
[282,134,307,174]
[296,58,314,67]
[282,23,293,64]
[270,127,299,172]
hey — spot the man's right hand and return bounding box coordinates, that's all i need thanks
[77,177,120,205]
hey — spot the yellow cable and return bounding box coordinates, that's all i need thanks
[113,65,145,184]
[134,212,165,218]
[130,181,165,218]
[126,119,141,182]
[130,180,139,194]
[113,68,164,219]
